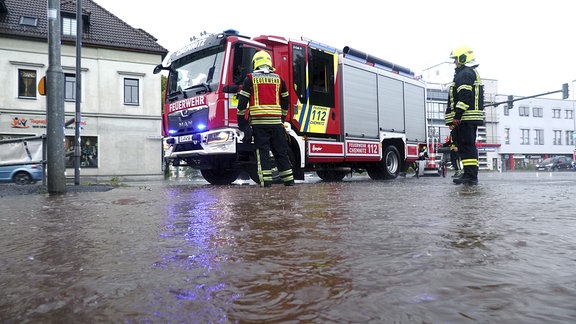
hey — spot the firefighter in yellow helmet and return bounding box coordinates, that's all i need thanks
[448,45,484,185]
[237,50,294,187]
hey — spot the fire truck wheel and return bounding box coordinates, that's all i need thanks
[316,170,347,182]
[200,169,241,185]
[367,145,400,180]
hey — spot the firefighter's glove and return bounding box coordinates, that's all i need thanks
[242,127,253,144]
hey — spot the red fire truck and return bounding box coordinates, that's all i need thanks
[154,30,429,185]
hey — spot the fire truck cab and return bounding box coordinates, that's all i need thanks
[155,30,428,185]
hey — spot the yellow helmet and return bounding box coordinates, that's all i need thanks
[450,45,474,65]
[252,50,273,70]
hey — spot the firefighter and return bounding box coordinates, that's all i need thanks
[448,45,484,185]
[237,51,295,187]
[442,126,462,178]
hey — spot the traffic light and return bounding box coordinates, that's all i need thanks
[507,95,514,109]
[562,83,569,99]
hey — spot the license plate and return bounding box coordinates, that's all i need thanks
[179,135,194,143]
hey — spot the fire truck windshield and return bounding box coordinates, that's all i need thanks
[167,47,224,97]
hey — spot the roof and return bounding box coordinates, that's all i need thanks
[0,0,168,57]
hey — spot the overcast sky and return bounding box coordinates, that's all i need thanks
[93,0,576,98]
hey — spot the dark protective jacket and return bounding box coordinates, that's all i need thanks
[448,65,484,125]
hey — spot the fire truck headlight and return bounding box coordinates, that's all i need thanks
[206,131,233,144]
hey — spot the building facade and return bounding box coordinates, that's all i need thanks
[0,0,168,181]
[496,95,575,170]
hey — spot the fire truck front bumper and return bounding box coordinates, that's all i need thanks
[165,129,238,159]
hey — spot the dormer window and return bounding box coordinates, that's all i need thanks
[62,15,77,36]
[19,16,38,27]
[61,11,90,37]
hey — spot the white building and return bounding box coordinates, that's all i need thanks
[0,0,168,181]
[496,95,575,170]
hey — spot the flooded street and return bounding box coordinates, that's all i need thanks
[1,172,576,323]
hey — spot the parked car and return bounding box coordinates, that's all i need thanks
[0,164,43,184]
[535,156,573,171]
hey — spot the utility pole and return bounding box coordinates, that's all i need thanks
[74,0,83,185]
[46,0,66,193]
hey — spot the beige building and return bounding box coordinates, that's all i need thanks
[0,0,168,181]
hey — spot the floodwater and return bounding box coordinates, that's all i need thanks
[1,172,576,323]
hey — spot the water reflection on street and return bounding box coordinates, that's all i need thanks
[1,172,576,323]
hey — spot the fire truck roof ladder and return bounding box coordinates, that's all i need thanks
[342,46,414,78]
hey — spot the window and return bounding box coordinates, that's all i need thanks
[18,69,37,98]
[124,78,139,105]
[62,16,77,36]
[534,129,544,145]
[291,45,307,103]
[518,106,529,117]
[553,108,561,118]
[565,131,574,146]
[427,102,447,121]
[504,128,510,144]
[307,47,335,108]
[565,109,574,119]
[553,130,562,145]
[64,136,98,168]
[520,129,530,145]
[533,107,543,118]
[64,73,76,101]
[19,16,38,27]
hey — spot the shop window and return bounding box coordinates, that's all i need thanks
[18,69,37,98]
[65,136,98,168]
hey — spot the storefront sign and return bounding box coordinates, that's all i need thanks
[9,115,87,130]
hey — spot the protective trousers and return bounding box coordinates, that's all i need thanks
[456,123,479,179]
[449,127,461,172]
[253,125,294,186]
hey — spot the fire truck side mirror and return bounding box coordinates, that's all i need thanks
[222,85,240,93]
[153,64,164,74]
